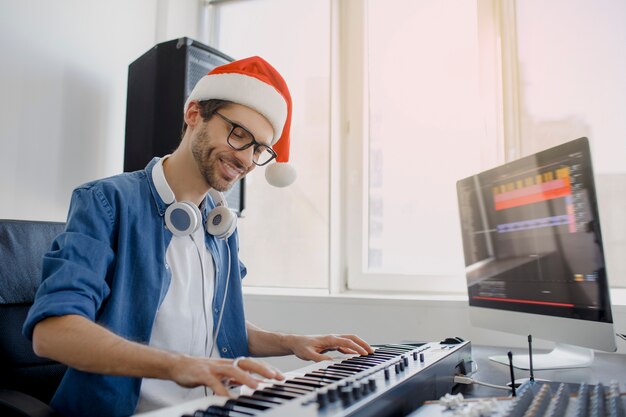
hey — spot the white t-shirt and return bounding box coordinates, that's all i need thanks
[135,225,218,413]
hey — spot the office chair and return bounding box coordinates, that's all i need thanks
[0,220,67,417]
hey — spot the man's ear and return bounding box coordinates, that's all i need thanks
[184,101,202,127]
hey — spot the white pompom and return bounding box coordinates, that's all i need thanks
[265,162,297,187]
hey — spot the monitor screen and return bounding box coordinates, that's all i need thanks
[457,137,616,368]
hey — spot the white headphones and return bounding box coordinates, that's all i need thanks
[153,157,237,240]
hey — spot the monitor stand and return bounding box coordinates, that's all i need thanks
[489,343,595,370]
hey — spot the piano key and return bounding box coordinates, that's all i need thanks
[253,389,301,401]
[203,405,254,416]
[224,397,272,411]
[304,372,344,381]
[283,378,325,389]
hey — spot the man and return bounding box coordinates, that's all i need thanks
[23,56,373,417]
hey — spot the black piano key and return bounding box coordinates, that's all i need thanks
[254,389,301,400]
[374,348,407,355]
[279,382,316,392]
[311,368,353,377]
[240,394,285,405]
[292,376,333,385]
[240,394,283,405]
[304,372,343,381]
[330,363,368,370]
[329,364,367,372]
[196,409,229,417]
[310,371,352,379]
[368,352,399,359]
[379,343,417,350]
[262,387,308,398]
[205,405,254,416]
[224,397,271,411]
[266,384,311,394]
[377,345,413,352]
[283,378,325,389]
[343,358,382,366]
[359,354,391,361]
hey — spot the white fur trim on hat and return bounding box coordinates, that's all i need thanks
[184,73,287,145]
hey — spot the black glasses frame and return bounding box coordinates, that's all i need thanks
[213,111,277,166]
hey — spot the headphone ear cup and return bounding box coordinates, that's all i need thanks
[165,202,201,236]
[206,206,237,240]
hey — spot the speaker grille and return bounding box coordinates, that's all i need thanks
[186,46,231,97]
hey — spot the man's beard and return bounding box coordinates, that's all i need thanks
[191,126,243,192]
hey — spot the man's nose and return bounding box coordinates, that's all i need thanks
[234,146,255,169]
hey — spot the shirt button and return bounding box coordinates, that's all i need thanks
[214,308,218,313]
[222,347,228,353]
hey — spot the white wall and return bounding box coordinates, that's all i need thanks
[0,0,200,222]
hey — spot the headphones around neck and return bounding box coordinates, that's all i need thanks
[153,157,237,240]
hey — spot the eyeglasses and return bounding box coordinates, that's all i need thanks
[213,111,277,166]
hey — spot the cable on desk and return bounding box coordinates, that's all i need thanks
[454,375,511,391]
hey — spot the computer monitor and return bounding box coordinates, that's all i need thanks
[456,137,617,370]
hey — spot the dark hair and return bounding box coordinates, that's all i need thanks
[181,99,233,138]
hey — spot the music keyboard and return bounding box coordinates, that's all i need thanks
[136,341,471,417]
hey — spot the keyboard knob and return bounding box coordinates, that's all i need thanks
[361,381,370,395]
[317,391,328,408]
[339,386,353,406]
[327,387,338,403]
[369,378,377,391]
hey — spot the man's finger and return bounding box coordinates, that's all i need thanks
[333,336,370,356]
[340,334,374,354]
[204,374,230,397]
[234,357,285,381]
[217,364,263,388]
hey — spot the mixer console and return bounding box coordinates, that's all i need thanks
[408,379,625,417]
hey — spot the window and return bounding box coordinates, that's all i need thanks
[344,0,500,293]
[344,0,626,292]
[209,0,625,292]
[209,0,332,289]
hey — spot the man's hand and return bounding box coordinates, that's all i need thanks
[284,334,375,362]
[170,356,284,396]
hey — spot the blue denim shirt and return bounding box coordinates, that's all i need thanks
[23,157,249,417]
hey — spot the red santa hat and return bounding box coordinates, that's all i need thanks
[184,56,295,187]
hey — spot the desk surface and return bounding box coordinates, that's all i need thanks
[457,345,626,398]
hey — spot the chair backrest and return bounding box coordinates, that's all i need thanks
[0,220,67,404]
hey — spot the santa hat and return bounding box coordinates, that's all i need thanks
[185,56,295,187]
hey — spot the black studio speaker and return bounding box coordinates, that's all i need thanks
[124,38,245,215]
